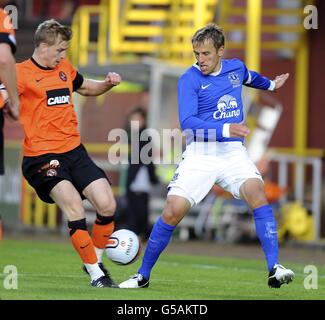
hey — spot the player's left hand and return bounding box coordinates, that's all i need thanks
[273,73,290,90]
[105,72,121,86]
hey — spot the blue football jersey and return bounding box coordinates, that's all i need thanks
[178,58,274,144]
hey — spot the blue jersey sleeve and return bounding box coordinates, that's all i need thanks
[242,62,273,90]
[178,74,224,141]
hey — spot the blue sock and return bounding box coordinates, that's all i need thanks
[253,204,279,272]
[138,217,176,280]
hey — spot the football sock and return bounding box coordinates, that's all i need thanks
[84,262,105,282]
[253,205,279,272]
[92,214,115,262]
[68,219,104,281]
[138,216,176,280]
[68,219,97,263]
[94,247,104,263]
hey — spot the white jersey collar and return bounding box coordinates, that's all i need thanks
[193,61,223,76]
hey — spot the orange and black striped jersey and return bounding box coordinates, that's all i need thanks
[16,58,84,156]
[0,8,16,109]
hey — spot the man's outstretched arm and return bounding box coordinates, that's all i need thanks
[76,72,121,96]
[243,60,290,91]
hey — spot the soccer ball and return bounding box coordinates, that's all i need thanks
[105,229,141,265]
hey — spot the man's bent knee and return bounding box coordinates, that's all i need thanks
[53,197,85,221]
[240,178,268,209]
[162,195,190,226]
[97,197,116,216]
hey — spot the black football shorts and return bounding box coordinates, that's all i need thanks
[22,144,110,203]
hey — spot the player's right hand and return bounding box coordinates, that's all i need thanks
[1,89,19,120]
[7,101,19,120]
[105,72,121,86]
[3,100,19,120]
[229,123,250,138]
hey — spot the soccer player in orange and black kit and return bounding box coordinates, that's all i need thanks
[0,2,20,239]
[16,19,121,288]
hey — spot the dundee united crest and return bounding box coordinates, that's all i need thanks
[59,71,67,81]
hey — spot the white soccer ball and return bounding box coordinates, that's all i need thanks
[105,229,141,265]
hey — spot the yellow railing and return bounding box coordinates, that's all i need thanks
[70,0,312,65]
[161,0,218,65]
[221,0,309,54]
[69,3,108,66]
[245,0,262,72]
[70,0,218,65]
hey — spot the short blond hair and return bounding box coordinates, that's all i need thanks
[34,19,72,47]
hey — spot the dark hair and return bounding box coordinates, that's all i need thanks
[129,107,147,121]
[192,23,225,51]
[34,19,72,47]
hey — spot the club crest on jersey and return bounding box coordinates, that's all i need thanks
[46,88,70,106]
[59,71,67,81]
[213,94,240,120]
[228,72,241,88]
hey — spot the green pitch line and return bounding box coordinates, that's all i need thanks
[0,239,324,300]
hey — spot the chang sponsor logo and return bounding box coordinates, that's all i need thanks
[213,95,240,120]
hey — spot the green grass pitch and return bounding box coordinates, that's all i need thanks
[0,238,324,300]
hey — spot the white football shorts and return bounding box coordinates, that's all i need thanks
[167,141,263,207]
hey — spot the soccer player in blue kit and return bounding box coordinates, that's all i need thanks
[119,24,294,289]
